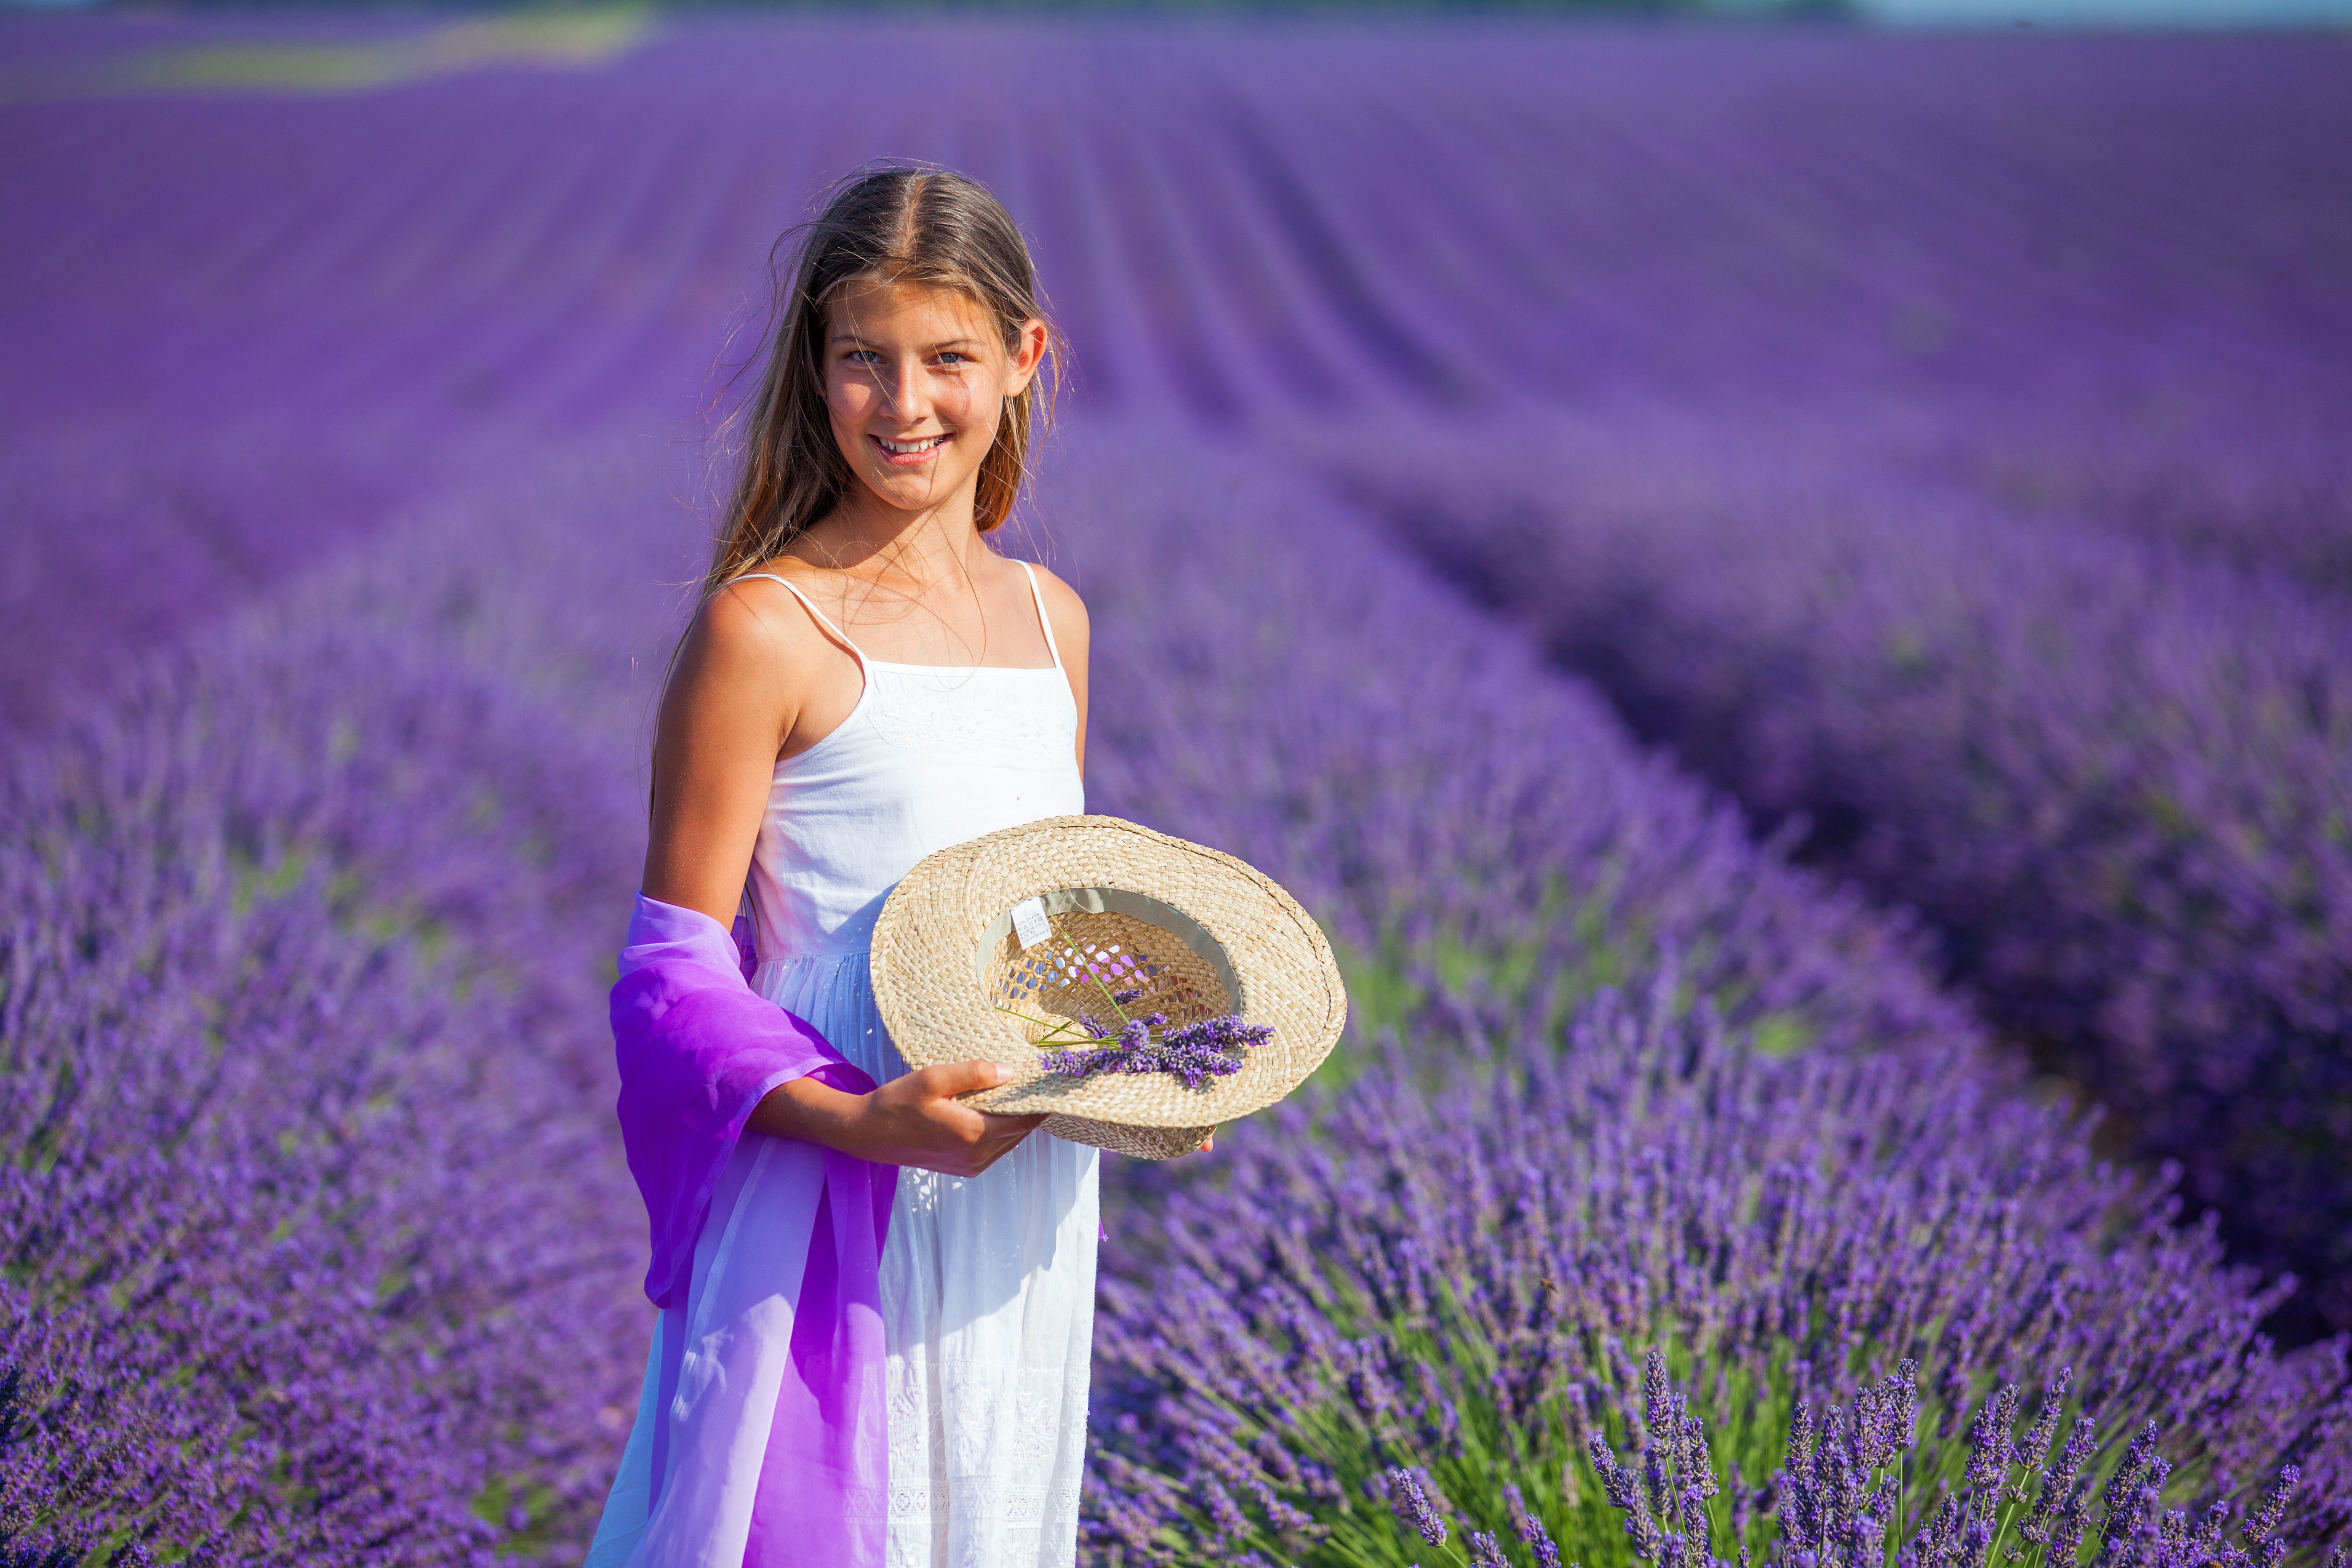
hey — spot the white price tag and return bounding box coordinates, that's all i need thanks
[1010,896,1052,951]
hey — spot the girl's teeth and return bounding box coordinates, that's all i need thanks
[879,435,946,455]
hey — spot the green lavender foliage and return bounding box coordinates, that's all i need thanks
[1084,981,2352,1567]
[1099,1334,2343,1568]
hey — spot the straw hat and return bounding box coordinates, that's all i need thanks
[869,815,1348,1159]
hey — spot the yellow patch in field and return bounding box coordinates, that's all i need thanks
[16,9,650,101]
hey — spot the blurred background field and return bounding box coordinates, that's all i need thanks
[1,6,2348,1565]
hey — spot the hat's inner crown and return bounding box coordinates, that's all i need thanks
[978,888,1239,1046]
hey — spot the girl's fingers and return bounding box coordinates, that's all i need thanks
[918,1059,1011,1099]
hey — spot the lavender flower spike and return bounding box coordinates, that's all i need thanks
[1502,1479,1566,1568]
[1387,1466,1450,1548]
[1470,1530,1515,1567]
[1039,1010,1273,1089]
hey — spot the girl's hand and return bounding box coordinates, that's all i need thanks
[857,1063,1046,1176]
[750,1062,1042,1177]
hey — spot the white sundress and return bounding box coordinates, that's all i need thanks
[589,561,1098,1568]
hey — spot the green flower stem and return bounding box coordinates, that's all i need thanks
[991,1004,1097,1044]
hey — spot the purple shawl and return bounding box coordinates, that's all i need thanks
[610,893,899,1561]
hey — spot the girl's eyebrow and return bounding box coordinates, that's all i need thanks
[829,331,986,352]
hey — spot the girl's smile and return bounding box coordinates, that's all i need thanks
[869,430,952,465]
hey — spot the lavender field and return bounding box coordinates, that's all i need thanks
[2,12,2348,1565]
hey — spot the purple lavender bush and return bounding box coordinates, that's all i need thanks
[1349,419,2352,1334]
[0,454,693,1563]
[1260,33,2349,582]
[1369,1355,2341,1568]
[1049,434,1984,1080]
[1082,977,2352,1567]
[1946,430,2352,598]
[0,423,452,740]
[0,1299,218,1567]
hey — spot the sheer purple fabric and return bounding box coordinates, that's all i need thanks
[610,892,894,1308]
[609,893,898,1563]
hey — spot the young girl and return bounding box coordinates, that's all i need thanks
[588,168,1179,1567]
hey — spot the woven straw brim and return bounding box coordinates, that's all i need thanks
[1036,1115,1217,1161]
[869,816,1346,1158]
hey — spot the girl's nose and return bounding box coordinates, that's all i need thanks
[881,357,931,418]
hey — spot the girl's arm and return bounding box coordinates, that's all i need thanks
[643,581,795,928]
[645,580,1043,1177]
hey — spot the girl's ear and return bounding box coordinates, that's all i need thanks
[1004,318,1048,398]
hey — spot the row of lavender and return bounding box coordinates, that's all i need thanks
[1062,440,2352,1566]
[1243,38,2351,587]
[0,448,691,1563]
[7,25,2346,742]
[1190,41,2352,1344]
[1087,986,2352,1568]
[1345,411,2352,1340]
[1059,434,1968,1066]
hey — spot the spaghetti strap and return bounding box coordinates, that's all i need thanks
[1018,561,1064,671]
[730,572,868,668]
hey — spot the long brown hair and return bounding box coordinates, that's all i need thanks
[700,164,1059,604]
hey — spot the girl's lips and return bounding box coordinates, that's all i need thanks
[870,432,950,467]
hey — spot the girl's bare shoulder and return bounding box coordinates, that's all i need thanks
[1014,557,1089,627]
[691,565,843,675]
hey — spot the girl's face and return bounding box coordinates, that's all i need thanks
[823,276,1045,523]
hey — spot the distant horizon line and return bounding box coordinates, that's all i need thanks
[5,0,2349,28]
